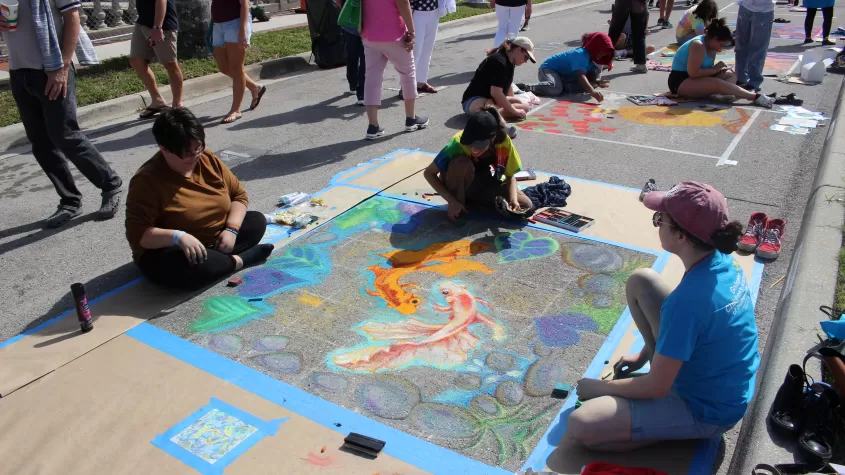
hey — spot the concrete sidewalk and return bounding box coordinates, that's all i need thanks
[0,12,308,80]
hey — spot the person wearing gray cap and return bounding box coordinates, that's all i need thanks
[423,107,532,221]
[461,36,536,122]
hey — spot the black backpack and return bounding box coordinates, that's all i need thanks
[306,0,347,69]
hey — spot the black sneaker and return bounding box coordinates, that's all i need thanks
[657,18,664,26]
[405,115,429,132]
[662,20,673,29]
[822,38,836,46]
[365,124,385,140]
[98,187,123,220]
[46,206,82,228]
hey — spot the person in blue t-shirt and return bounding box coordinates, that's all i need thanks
[564,181,760,451]
[517,32,614,101]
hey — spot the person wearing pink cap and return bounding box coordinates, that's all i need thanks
[565,182,760,451]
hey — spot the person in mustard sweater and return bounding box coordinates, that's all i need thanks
[125,107,273,290]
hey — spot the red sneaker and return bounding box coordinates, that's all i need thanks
[757,218,786,260]
[738,213,768,252]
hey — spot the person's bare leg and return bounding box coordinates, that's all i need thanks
[404,98,416,119]
[214,46,230,77]
[508,96,531,112]
[663,0,674,22]
[233,255,244,271]
[130,58,167,108]
[162,61,184,107]
[616,268,672,375]
[224,42,249,121]
[566,396,658,451]
[366,106,379,127]
[677,76,757,101]
[443,156,475,207]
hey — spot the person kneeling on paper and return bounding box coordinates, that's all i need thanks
[423,107,532,222]
[125,107,274,290]
[565,182,759,451]
[517,32,615,101]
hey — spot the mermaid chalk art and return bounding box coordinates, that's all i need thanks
[332,281,505,372]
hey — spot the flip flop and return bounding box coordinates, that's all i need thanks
[221,113,242,124]
[139,106,168,119]
[767,92,804,105]
[249,86,267,110]
[417,83,438,94]
[774,17,791,23]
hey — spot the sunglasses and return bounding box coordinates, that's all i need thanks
[652,212,677,229]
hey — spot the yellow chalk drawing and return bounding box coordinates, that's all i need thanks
[365,240,493,315]
[297,291,323,308]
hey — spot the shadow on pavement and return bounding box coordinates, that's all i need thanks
[0,213,99,256]
[230,137,378,181]
[227,94,365,131]
[444,32,494,45]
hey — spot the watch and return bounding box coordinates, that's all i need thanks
[153,25,162,30]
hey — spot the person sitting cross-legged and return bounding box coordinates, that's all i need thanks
[125,107,274,290]
[423,107,532,222]
[565,182,760,451]
[669,18,774,108]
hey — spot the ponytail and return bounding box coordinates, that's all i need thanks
[705,17,732,42]
[710,221,744,254]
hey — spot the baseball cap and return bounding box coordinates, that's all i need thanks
[511,36,536,63]
[460,110,499,149]
[642,181,729,245]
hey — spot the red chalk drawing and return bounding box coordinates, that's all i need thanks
[546,129,563,134]
[584,118,602,123]
[303,452,344,468]
[599,127,616,132]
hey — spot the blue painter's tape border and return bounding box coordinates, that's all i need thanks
[0,277,144,350]
[749,257,766,307]
[128,323,510,475]
[151,396,287,475]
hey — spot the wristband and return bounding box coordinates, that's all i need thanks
[173,230,185,245]
[224,226,239,236]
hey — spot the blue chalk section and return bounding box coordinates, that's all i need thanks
[128,323,511,475]
[151,396,287,475]
[0,277,144,349]
[749,257,766,307]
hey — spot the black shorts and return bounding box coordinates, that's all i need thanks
[668,70,690,95]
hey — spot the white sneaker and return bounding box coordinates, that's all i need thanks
[753,93,775,108]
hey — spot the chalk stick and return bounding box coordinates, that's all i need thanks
[551,383,570,399]
[227,276,243,287]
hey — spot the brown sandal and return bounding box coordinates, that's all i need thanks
[417,83,438,94]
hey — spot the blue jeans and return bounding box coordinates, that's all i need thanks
[734,5,774,89]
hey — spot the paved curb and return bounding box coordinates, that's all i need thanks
[0,0,600,152]
[728,78,845,472]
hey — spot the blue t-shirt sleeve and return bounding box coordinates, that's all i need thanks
[541,48,592,76]
[656,301,699,361]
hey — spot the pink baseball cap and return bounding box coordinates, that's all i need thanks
[643,181,729,245]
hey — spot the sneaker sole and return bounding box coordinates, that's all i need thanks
[365,130,385,140]
[405,120,430,132]
[737,242,758,252]
[756,249,780,260]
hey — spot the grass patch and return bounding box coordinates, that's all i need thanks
[0,0,557,127]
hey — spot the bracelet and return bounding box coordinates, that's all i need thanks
[224,226,240,236]
[172,230,185,245]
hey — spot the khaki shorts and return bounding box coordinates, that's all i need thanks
[130,24,178,64]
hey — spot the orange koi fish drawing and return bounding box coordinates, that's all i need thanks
[365,240,493,315]
[334,281,506,372]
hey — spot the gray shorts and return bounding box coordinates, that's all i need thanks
[630,389,735,441]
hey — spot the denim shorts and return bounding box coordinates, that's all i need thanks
[462,96,485,114]
[212,18,253,47]
[630,389,736,441]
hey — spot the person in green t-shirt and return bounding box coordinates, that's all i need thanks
[423,107,532,221]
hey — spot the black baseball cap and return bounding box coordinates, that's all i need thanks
[460,111,498,149]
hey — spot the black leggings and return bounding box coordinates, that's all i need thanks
[805,6,833,39]
[137,210,267,290]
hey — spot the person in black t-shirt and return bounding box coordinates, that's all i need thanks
[130,0,184,119]
[461,36,535,121]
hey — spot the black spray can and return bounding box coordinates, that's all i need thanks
[71,283,94,333]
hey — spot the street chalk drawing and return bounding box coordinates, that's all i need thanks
[332,281,505,372]
[494,231,560,263]
[191,296,262,333]
[171,195,656,471]
[519,95,752,137]
[365,240,494,315]
[171,408,257,463]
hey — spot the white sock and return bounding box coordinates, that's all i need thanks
[616,49,627,57]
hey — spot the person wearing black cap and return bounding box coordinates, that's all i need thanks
[423,107,532,221]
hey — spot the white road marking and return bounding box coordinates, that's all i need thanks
[718,108,761,166]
